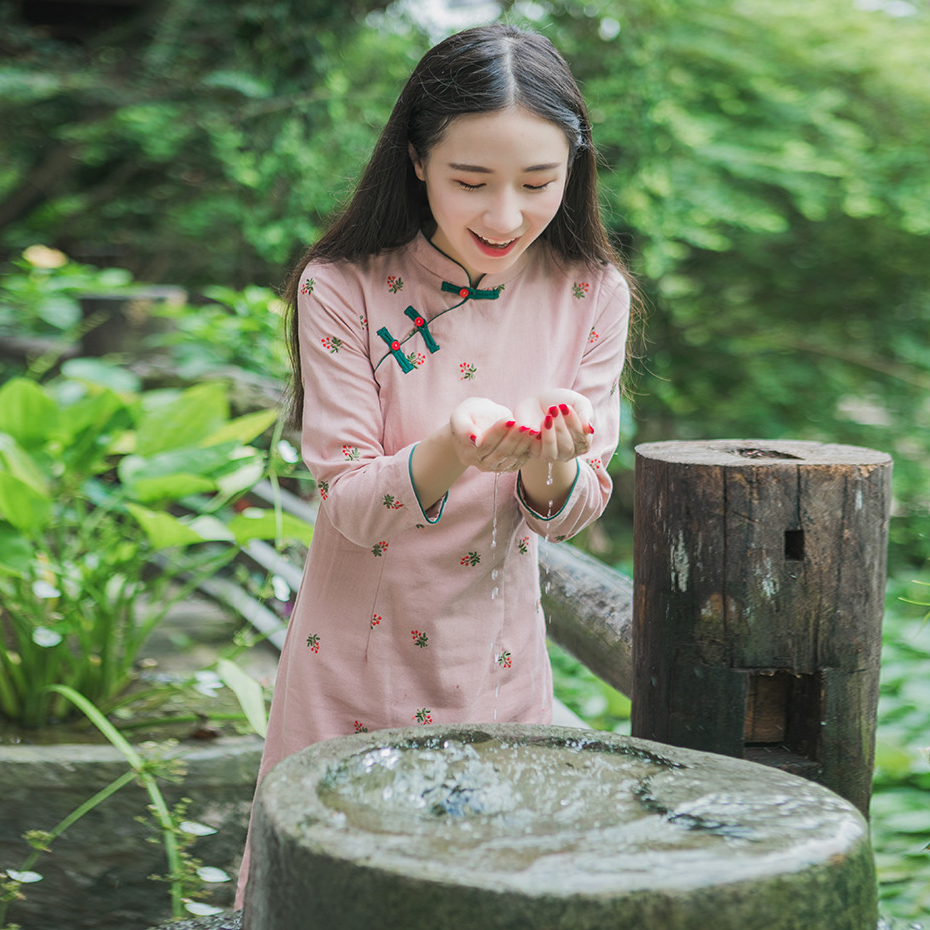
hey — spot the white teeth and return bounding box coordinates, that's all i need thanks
[477,234,516,247]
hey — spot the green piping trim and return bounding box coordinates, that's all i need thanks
[517,459,580,522]
[408,445,446,523]
[404,306,440,353]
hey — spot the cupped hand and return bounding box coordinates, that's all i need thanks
[450,397,538,473]
[513,389,595,463]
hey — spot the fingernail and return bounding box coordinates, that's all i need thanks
[559,404,570,415]
[518,425,529,433]
[505,420,515,428]
[545,415,553,430]
[469,434,477,443]
[548,406,559,416]
[588,424,595,435]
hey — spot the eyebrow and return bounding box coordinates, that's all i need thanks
[447,162,562,173]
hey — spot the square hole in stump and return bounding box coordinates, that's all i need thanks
[743,670,822,766]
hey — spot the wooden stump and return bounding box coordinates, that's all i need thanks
[631,440,892,815]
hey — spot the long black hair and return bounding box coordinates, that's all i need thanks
[283,24,636,426]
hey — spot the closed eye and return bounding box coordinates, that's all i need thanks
[456,180,484,191]
[525,181,554,191]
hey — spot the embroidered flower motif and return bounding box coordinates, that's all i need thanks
[317,479,329,500]
[300,277,315,296]
[360,314,369,331]
[306,633,321,653]
[588,328,599,343]
[343,445,360,461]
[372,541,389,557]
[387,275,404,293]
[414,708,433,724]
[382,494,403,510]
[610,377,620,397]
[497,651,512,669]
[573,282,589,299]
[587,457,603,470]
[460,551,481,566]
[321,336,343,354]
[354,720,368,733]
[407,351,426,369]
[460,362,477,380]
[554,535,567,542]
[371,614,382,629]
[411,629,429,648]
[518,536,529,554]
[494,284,505,294]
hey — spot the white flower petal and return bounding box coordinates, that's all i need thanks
[271,575,291,601]
[277,439,299,464]
[179,821,217,836]
[184,902,225,916]
[32,627,63,648]
[196,866,231,883]
[7,869,44,883]
[32,580,61,599]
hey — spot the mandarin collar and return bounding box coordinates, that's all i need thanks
[408,230,533,293]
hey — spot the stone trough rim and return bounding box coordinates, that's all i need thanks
[247,723,877,930]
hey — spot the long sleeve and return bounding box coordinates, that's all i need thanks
[516,268,631,541]
[297,263,445,548]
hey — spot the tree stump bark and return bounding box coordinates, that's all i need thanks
[631,440,892,815]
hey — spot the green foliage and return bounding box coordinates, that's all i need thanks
[0,368,311,728]
[871,574,930,921]
[0,0,418,286]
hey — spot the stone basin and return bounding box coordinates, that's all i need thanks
[244,724,877,930]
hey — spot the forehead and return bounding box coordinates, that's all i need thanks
[430,108,570,168]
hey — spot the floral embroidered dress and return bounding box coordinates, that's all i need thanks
[260,230,629,772]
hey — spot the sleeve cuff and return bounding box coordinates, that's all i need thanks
[516,459,580,522]
[408,444,447,524]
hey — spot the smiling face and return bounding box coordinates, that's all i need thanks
[409,107,571,282]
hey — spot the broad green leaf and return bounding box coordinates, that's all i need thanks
[60,358,142,394]
[0,379,58,447]
[201,408,279,447]
[0,521,33,575]
[215,456,265,498]
[135,382,229,456]
[216,658,268,738]
[228,509,314,545]
[0,433,48,495]
[0,473,52,533]
[125,503,211,549]
[128,473,217,503]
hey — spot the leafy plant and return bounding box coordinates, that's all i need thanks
[0,685,233,928]
[0,366,312,729]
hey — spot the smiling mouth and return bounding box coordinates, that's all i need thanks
[471,231,519,251]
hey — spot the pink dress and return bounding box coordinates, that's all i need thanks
[237,232,630,902]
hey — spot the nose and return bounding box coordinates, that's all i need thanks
[482,188,523,235]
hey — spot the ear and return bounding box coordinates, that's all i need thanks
[408,143,425,181]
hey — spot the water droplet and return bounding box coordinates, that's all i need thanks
[491,587,499,599]
[546,461,554,486]
[491,569,499,581]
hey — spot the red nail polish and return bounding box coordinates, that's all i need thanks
[518,425,529,433]
[469,434,477,443]
[548,406,559,416]
[559,404,570,415]
[545,415,553,430]
[587,424,595,435]
[505,420,515,428]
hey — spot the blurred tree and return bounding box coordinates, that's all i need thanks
[0,0,417,285]
[511,0,930,565]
